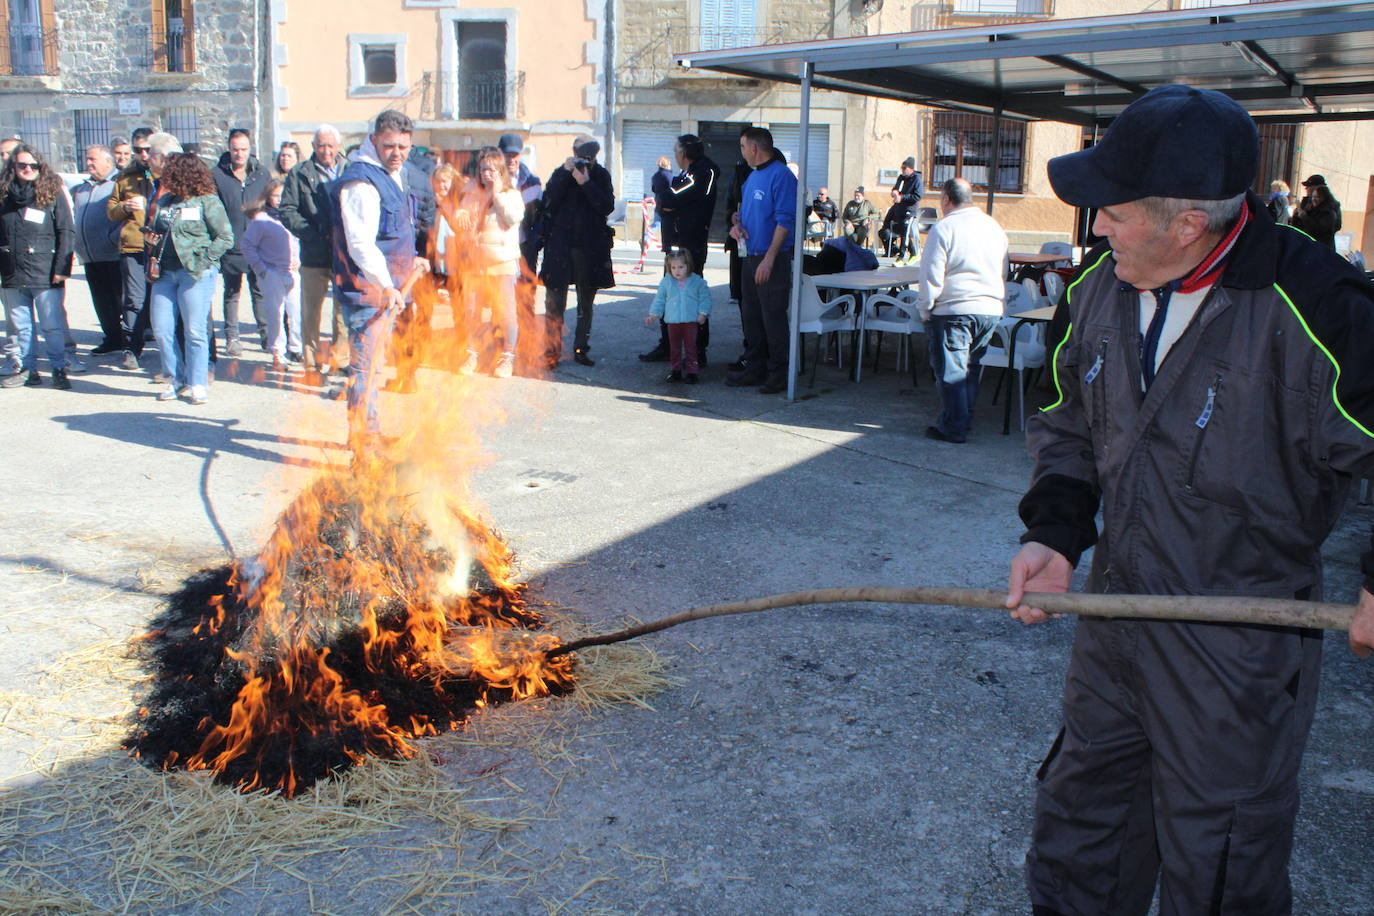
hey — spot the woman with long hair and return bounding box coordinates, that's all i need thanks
[274,141,301,180]
[145,149,234,404]
[0,144,75,389]
[457,146,524,378]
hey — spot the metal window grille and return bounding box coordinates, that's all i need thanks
[929,112,1025,194]
[6,0,47,75]
[74,109,111,154]
[1255,122,1298,195]
[162,105,200,153]
[18,110,51,159]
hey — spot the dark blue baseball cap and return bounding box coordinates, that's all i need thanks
[1048,85,1259,207]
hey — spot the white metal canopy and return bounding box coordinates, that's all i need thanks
[674,0,1374,400]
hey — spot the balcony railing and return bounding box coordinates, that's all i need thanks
[416,70,525,122]
[1,24,56,76]
[149,20,193,72]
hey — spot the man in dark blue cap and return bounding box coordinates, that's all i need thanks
[1005,84,1374,915]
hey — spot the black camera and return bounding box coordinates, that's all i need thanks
[573,157,591,171]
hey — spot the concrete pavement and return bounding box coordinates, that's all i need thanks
[1,248,1371,914]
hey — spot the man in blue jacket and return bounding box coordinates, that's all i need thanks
[726,127,796,394]
[70,145,124,355]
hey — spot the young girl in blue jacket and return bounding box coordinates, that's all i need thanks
[644,249,711,383]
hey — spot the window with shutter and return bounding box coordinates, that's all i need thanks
[699,0,758,51]
[5,0,54,76]
[151,0,195,72]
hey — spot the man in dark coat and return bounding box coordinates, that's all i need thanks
[640,133,720,365]
[1291,173,1342,249]
[538,134,614,367]
[879,157,923,260]
[212,128,270,354]
[279,124,343,374]
[404,146,436,254]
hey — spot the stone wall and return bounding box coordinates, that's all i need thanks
[0,0,264,170]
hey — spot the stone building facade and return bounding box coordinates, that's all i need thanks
[0,0,269,171]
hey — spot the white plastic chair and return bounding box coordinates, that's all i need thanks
[1038,241,1074,267]
[797,275,857,387]
[1021,277,1044,311]
[980,315,1048,430]
[858,289,925,382]
[1043,271,1066,306]
[1004,280,1034,315]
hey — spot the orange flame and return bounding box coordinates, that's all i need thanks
[170,174,577,795]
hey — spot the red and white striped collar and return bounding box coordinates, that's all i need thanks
[1178,197,1251,293]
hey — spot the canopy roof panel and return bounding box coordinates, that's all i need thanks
[676,0,1374,125]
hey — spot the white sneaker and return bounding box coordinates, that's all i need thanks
[156,383,178,401]
[458,350,478,375]
[189,386,208,405]
[494,352,514,378]
[65,355,88,374]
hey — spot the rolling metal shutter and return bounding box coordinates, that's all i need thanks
[769,123,830,194]
[620,120,682,201]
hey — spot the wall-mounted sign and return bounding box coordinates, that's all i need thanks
[118,98,142,115]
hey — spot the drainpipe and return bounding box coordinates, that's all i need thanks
[251,0,262,149]
[603,0,615,181]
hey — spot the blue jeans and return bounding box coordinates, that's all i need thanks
[151,267,218,389]
[341,301,395,436]
[2,287,67,372]
[926,312,999,440]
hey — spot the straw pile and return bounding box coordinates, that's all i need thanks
[0,608,671,914]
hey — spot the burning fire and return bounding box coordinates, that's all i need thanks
[127,188,575,796]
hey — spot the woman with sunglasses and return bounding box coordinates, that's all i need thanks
[144,143,234,404]
[0,145,75,389]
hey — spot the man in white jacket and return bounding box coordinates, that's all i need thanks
[917,177,1008,443]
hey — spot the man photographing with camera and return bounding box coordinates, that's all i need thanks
[539,135,615,367]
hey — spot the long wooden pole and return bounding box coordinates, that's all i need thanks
[545,587,1353,658]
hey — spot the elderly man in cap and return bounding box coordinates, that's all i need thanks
[538,134,614,367]
[842,187,878,247]
[1006,84,1374,915]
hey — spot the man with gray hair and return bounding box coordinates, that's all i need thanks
[280,124,345,375]
[916,176,1007,443]
[69,144,124,354]
[1006,84,1374,914]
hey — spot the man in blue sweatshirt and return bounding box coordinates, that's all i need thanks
[726,127,796,394]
